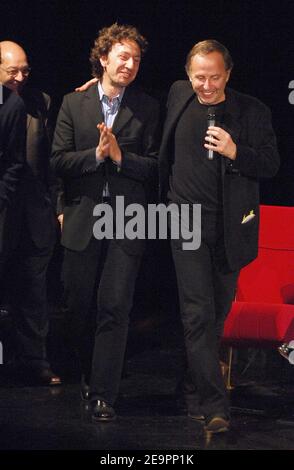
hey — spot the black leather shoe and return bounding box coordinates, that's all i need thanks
[204,415,230,434]
[32,368,62,386]
[92,400,116,422]
[80,377,90,401]
[4,362,61,386]
[17,367,62,386]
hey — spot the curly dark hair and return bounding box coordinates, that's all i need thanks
[90,23,148,79]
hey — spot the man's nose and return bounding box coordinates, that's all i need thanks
[14,70,26,80]
[126,57,135,69]
[203,79,211,89]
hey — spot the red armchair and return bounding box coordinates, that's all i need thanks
[223,205,294,385]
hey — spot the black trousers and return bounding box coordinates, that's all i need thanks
[63,237,142,405]
[0,229,54,370]
[170,212,239,420]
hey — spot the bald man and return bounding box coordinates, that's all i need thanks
[0,41,60,386]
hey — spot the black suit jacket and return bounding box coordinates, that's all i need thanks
[159,80,280,271]
[20,87,57,249]
[52,83,160,255]
[0,87,26,253]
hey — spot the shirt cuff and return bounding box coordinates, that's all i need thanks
[112,159,121,172]
[95,147,105,165]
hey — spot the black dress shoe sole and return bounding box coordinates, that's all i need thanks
[16,370,62,387]
[36,375,62,386]
[92,414,117,423]
[47,378,62,386]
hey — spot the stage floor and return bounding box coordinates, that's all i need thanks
[1,306,294,453]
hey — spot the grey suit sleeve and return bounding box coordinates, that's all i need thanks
[51,94,97,177]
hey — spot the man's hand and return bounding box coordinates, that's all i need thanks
[205,126,237,160]
[96,123,111,160]
[96,123,122,164]
[75,77,98,92]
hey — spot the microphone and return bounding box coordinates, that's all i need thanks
[278,340,294,365]
[207,107,216,160]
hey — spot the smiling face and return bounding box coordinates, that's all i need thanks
[100,39,141,93]
[0,42,29,93]
[188,51,231,105]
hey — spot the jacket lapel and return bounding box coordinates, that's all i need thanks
[222,88,242,142]
[163,82,195,144]
[220,88,242,176]
[84,85,104,127]
[84,84,135,135]
[112,87,135,135]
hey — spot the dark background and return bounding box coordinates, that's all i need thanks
[1,0,294,196]
[2,0,294,203]
[2,0,294,334]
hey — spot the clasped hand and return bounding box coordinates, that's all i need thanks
[96,122,122,164]
[204,126,237,160]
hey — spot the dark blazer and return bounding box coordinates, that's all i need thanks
[159,80,280,271]
[52,83,160,255]
[20,87,57,249]
[0,87,26,253]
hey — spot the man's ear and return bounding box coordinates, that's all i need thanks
[100,56,107,68]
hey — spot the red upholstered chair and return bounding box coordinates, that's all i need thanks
[223,205,294,386]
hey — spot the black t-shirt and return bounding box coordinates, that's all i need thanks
[168,97,225,214]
